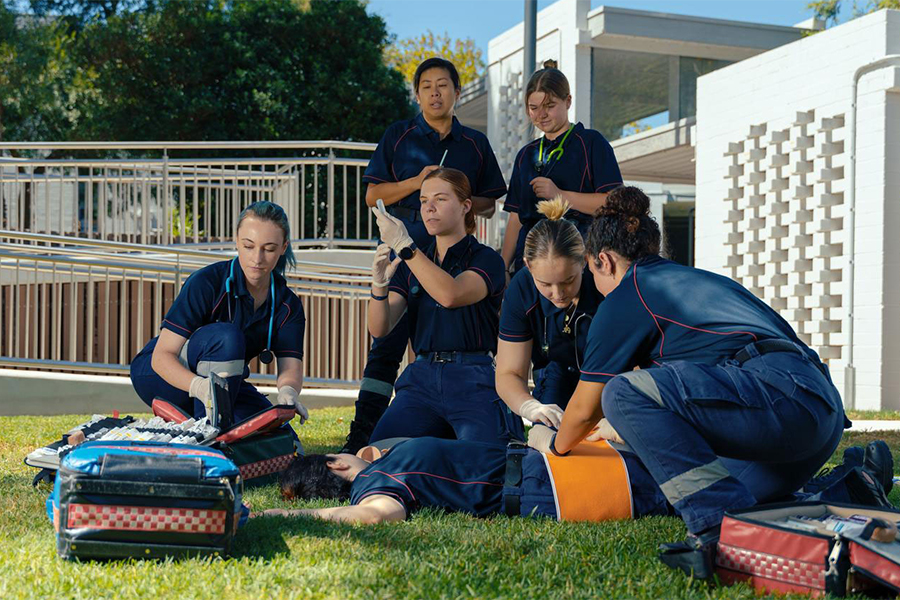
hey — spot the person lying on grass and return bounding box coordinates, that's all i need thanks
[252,436,669,524]
[251,436,888,525]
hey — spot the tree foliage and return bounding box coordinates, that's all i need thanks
[807,0,900,27]
[386,30,484,88]
[1,0,412,144]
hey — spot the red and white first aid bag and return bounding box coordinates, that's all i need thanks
[717,502,900,597]
[47,441,245,560]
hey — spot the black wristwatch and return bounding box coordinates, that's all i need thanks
[398,243,417,260]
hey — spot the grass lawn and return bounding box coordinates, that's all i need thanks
[1,408,899,600]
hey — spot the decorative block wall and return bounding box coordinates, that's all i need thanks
[721,113,846,363]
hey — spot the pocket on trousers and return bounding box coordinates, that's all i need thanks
[669,362,767,409]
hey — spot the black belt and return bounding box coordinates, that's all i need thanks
[734,339,828,377]
[503,442,527,517]
[416,351,492,364]
[388,205,423,222]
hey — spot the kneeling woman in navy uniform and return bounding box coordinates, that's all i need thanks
[130,202,308,435]
[495,197,603,428]
[527,186,846,552]
[367,168,519,446]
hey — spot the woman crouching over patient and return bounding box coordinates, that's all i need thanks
[495,197,603,428]
[367,168,521,446]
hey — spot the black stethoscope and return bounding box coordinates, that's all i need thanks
[225,258,276,364]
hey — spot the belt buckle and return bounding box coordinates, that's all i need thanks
[433,352,453,363]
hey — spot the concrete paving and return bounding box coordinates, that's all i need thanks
[0,369,356,416]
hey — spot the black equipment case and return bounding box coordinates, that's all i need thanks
[47,441,244,560]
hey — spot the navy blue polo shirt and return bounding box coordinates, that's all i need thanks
[580,255,818,383]
[363,113,508,214]
[350,438,507,517]
[499,267,603,371]
[388,235,505,354]
[504,122,621,234]
[137,259,306,364]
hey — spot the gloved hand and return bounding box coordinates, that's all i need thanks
[372,243,401,287]
[276,385,308,424]
[585,418,625,444]
[373,199,414,254]
[519,398,564,428]
[527,423,556,454]
[190,375,215,414]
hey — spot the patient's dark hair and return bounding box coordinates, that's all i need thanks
[280,455,351,501]
[585,186,661,263]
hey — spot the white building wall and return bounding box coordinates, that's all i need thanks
[695,9,900,409]
[487,0,590,177]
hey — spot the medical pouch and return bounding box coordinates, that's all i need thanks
[47,440,243,561]
[716,502,900,597]
[219,429,296,487]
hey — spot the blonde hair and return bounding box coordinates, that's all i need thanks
[523,196,585,265]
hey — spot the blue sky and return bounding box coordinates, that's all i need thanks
[365,0,848,56]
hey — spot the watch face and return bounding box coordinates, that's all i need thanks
[399,246,414,260]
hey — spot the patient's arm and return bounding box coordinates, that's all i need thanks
[255,495,407,524]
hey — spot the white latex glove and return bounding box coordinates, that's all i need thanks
[189,375,214,413]
[585,418,625,444]
[372,199,414,254]
[527,423,556,454]
[372,243,401,287]
[519,398,564,428]
[277,385,308,424]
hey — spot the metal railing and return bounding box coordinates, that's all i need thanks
[0,141,507,249]
[0,230,388,388]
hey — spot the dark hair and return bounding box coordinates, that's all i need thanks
[524,197,584,265]
[236,201,296,275]
[279,455,351,502]
[413,57,461,92]
[525,59,570,106]
[423,167,476,234]
[585,186,661,263]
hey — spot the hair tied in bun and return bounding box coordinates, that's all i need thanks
[542,59,558,70]
[625,216,640,234]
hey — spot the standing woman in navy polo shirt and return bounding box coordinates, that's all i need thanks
[501,60,622,275]
[495,197,602,427]
[527,186,846,571]
[366,168,517,446]
[130,202,308,436]
[343,57,507,453]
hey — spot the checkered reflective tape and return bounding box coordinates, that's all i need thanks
[66,504,227,534]
[239,454,294,479]
[716,543,825,589]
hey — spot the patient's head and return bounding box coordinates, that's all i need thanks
[279,453,368,501]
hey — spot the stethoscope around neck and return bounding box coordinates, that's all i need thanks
[225,258,276,364]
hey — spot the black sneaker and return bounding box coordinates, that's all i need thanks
[844,467,894,508]
[658,525,720,580]
[864,440,894,496]
[340,421,373,455]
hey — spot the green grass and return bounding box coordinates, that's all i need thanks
[846,410,900,421]
[1,409,898,600]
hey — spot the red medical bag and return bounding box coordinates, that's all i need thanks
[717,502,900,597]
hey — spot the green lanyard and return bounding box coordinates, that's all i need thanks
[537,124,575,171]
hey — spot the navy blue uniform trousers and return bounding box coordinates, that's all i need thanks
[533,362,580,409]
[130,323,297,442]
[369,356,524,446]
[601,344,844,534]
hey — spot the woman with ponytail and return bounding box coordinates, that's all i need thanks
[130,201,308,441]
[501,59,622,276]
[495,196,603,428]
[366,168,520,446]
[526,186,847,572]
